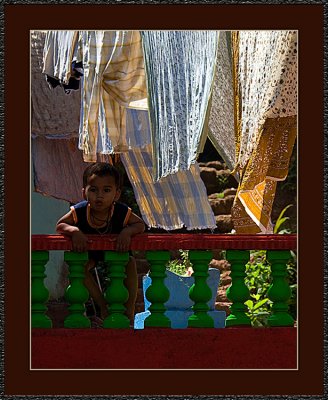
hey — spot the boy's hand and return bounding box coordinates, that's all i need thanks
[116,229,132,252]
[71,230,89,253]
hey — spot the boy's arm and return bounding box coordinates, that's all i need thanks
[125,212,146,235]
[116,212,145,252]
[56,211,89,252]
[56,211,79,235]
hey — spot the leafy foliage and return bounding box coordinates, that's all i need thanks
[244,250,272,327]
[273,204,293,234]
[166,250,192,276]
[244,249,297,327]
[287,250,297,320]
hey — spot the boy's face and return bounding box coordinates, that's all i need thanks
[83,174,120,213]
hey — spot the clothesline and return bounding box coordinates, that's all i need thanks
[31,29,297,234]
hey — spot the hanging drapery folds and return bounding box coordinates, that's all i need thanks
[120,109,217,231]
[141,30,219,181]
[231,30,297,233]
[32,30,86,203]
[208,31,236,173]
[77,31,147,162]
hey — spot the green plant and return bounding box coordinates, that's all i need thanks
[273,204,293,234]
[244,297,271,327]
[216,173,229,192]
[244,249,297,327]
[244,250,272,327]
[287,250,297,320]
[166,250,192,276]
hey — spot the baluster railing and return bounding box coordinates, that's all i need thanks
[144,250,171,328]
[225,250,251,327]
[267,250,294,327]
[31,234,297,330]
[31,251,52,328]
[188,250,214,328]
[64,251,90,328]
[103,251,130,328]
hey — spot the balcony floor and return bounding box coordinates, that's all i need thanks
[31,326,297,369]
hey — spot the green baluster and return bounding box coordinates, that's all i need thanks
[31,251,52,328]
[103,251,130,328]
[225,250,251,327]
[144,251,171,328]
[188,250,214,328]
[267,250,294,327]
[64,252,90,328]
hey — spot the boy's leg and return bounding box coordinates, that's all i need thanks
[124,256,138,324]
[84,260,109,319]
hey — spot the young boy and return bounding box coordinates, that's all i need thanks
[56,162,145,324]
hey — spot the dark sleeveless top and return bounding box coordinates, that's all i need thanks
[71,200,131,262]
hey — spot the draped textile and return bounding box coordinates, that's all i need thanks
[231,31,297,233]
[32,137,88,204]
[76,31,147,161]
[121,147,217,231]
[32,31,87,203]
[141,31,219,181]
[121,109,217,231]
[208,31,236,172]
[31,30,81,138]
[42,30,78,85]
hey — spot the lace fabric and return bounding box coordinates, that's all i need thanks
[231,30,297,233]
[208,31,236,172]
[236,30,297,169]
[141,31,219,181]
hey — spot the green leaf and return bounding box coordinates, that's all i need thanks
[274,204,293,233]
[252,298,269,311]
[245,300,254,309]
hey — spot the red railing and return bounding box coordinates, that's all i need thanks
[31,233,298,370]
[31,233,297,251]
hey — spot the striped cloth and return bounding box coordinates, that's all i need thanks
[76,31,147,162]
[141,31,219,181]
[121,109,217,231]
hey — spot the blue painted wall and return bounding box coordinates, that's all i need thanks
[31,168,69,299]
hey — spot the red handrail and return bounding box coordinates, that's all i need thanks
[31,233,297,251]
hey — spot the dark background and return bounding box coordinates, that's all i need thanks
[3,2,325,397]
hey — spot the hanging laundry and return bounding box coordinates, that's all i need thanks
[77,31,147,161]
[235,30,297,170]
[141,31,219,181]
[31,30,88,203]
[231,30,297,233]
[32,30,81,138]
[208,31,236,172]
[42,30,80,92]
[120,108,216,231]
[32,137,88,204]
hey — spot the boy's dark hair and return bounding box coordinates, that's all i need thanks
[83,163,121,188]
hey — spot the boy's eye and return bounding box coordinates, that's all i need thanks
[89,188,96,192]
[104,188,111,193]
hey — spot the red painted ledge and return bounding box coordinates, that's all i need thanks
[31,233,297,251]
[31,327,297,370]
